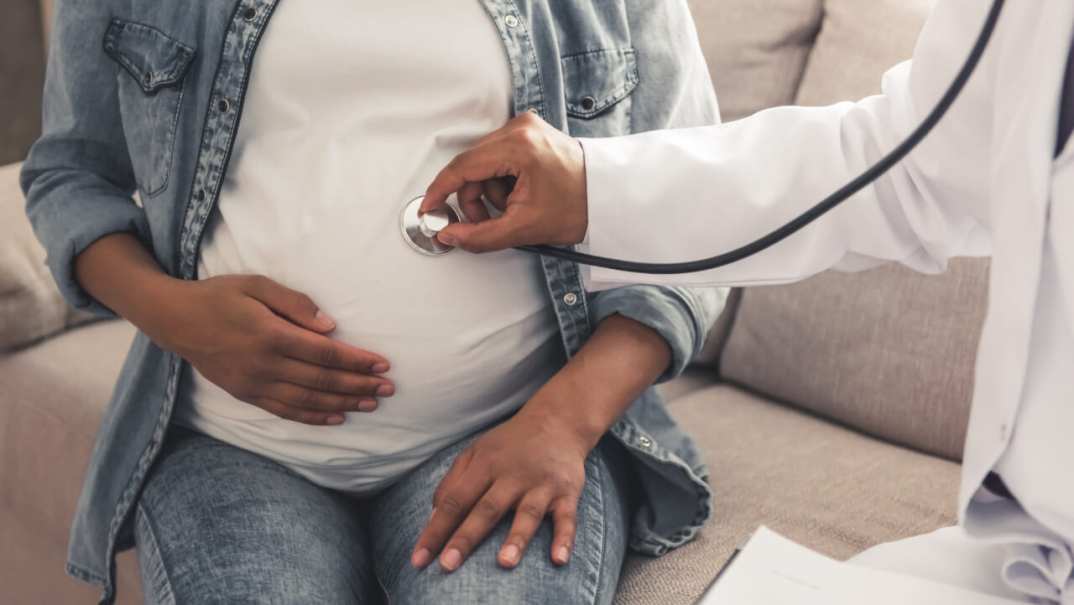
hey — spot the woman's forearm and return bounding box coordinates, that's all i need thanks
[517,313,672,450]
[73,232,187,345]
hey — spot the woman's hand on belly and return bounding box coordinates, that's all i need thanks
[410,314,673,573]
[157,274,395,425]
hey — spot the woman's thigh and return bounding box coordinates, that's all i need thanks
[134,426,376,605]
[368,432,634,605]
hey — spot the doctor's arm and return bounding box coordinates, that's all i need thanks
[424,0,998,288]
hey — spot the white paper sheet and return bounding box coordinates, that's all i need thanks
[699,527,1028,605]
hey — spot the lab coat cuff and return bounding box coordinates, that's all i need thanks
[578,136,661,290]
[579,136,627,290]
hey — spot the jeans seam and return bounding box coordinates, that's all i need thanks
[374,566,392,605]
[582,452,607,605]
[595,453,608,605]
[135,503,177,605]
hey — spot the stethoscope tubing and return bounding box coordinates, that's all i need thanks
[517,0,1006,275]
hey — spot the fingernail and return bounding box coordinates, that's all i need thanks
[438,233,458,246]
[441,548,462,572]
[377,384,395,397]
[555,546,570,564]
[315,310,336,330]
[358,399,377,412]
[501,544,520,566]
[327,414,345,425]
[412,548,431,568]
[371,363,390,374]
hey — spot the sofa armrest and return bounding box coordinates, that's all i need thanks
[0,162,98,353]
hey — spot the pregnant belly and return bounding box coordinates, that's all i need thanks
[179,319,562,494]
[179,240,563,493]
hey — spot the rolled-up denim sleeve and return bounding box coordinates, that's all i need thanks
[20,1,150,318]
[589,286,727,383]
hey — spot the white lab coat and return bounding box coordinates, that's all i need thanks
[579,0,1074,600]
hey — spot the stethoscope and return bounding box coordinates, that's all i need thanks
[402,0,1005,275]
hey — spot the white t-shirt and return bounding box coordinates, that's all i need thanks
[174,0,562,494]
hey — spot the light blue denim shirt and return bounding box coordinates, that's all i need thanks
[22,1,726,602]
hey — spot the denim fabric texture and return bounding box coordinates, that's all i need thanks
[135,426,631,604]
[21,1,725,602]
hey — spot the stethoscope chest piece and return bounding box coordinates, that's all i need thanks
[400,195,460,256]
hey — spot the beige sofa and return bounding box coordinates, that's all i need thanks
[1,1,986,603]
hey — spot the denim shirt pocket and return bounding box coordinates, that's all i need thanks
[103,18,195,199]
[561,48,639,137]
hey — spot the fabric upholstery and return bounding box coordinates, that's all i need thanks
[615,384,961,605]
[0,319,141,603]
[0,320,134,536]
[0,511,140,605]
[686,0,823,122]
[721,260,987,462]
[0,163,98,352]
[796,0,932,107]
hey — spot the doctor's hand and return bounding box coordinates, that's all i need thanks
[154,274,395,425]
[420,112,589,252]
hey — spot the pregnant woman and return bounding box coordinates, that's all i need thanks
[23,1,724,603]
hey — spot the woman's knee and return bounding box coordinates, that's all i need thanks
[379,438,633,605]
[388,519,618,605]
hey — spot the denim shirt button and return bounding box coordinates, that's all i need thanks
[563,292,579,306]
[581,96,597,112]
[504,14,520,28]
[217,98,232,113]
[638,435,653,449]
[193,189,205,202]
[242,6,257,21]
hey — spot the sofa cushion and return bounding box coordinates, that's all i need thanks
[0,163,99,352]
[0,507,141,605]
[720,260,987,463]
[795,0,932,107]
[0,319,135,535]
[686,0,822,122]
[615,384,960,605]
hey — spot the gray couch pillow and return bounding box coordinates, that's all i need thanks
[0,163,98,352]
[687,0,823,122]
[720,260,987,462]
[795,0,933,107]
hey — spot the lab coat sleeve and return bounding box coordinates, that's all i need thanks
[586,0,728,382]
[20,0,151,318]
[579,0,996,289]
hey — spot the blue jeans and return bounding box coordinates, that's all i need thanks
[133,424,633,604]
